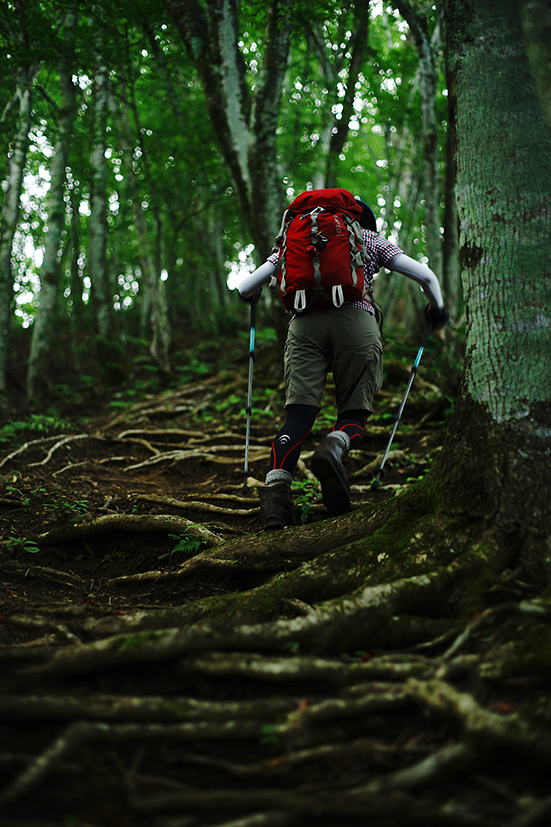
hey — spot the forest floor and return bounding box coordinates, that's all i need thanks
[1,326,550,827]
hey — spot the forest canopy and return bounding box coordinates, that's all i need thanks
[0,0,453,410]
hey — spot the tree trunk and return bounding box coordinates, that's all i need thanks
[27,15,77,403]
[0,67,35,410]
[441,118,461,325]
[520,0,551,136]
[89,53,113,343]
[439,0,551,550]
[89,51,126,383]
[322,0,370,188]
[162,0,292,258]
[117,71,171,376]
[394,1,442,278]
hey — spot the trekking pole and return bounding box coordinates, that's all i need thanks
[242,291,260,493]
[372,320,433,490]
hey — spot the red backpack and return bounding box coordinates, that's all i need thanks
[270,188,371,313]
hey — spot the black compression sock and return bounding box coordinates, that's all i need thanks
[332,409,369,450]
[269,404,317,473]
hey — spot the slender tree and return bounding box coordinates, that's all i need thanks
[88,50,111,341]
[116,64,171,375]
[161,0,294,258]
[520,0,551,136]
[0,64,35,410]
[393,1,442,278]
[303,0,371,189]
[27,13,77,402]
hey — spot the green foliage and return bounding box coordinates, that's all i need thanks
[312,404,339,433]
[0,413,72,445]
[4,484,46,505]
[292,479,321,524]
[1,0,460,406]
[255,327,278,346]
[259,723,280,747]
[168,531,208,557]
[6,536,40,554]
[175,358,211,384]
[44,498,89,516]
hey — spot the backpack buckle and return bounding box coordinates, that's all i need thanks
[332,285,345,307]
[294,290,308,312]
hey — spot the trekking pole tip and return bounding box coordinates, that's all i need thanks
[372,468,383,490]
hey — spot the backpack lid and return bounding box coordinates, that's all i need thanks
[286,188,376,231]
[288,188,362,218]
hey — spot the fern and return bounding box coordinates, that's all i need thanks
[168,531,205,556]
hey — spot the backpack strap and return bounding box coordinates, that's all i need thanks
[271,208,293,293]
[343,215,371,284]
[307,207,326,294]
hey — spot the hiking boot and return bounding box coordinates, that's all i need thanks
[311,431,351,515]
[261,481,294,530]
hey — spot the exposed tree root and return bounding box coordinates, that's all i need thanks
[130,491,258,516]
[2,400,550,826]
[3,539,551,826]
[107,494,423,588]
[18,537,506,678]
[123,445,270,472]
[35,512,224,547]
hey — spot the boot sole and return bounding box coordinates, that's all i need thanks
[263,515,289,530]
[311,451,351,515]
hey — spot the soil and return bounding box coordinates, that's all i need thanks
[7,330,540,827]
[1,331,445,626]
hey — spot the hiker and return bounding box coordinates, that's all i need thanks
[238,188,449,529]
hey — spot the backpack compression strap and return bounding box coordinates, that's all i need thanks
[271,203,370,312]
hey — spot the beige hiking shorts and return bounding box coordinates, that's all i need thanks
[283,306,383,413]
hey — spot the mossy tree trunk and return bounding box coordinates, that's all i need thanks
[161,0,291,259]
[437,0,551,558]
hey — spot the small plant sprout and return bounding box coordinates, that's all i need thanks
[292,479,320,524]
[6,536,40,554]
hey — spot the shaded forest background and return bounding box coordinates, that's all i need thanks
[1,0,461,419]
[2,1,551,826]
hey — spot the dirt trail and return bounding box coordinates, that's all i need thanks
[5,339,545,827]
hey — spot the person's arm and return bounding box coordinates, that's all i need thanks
[238,260,276,298]
[388,252,444,308]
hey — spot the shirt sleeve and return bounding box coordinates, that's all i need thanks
[365,230,403,268]
[238,260,276,297]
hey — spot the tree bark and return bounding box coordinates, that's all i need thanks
[439,0,551,547]
[520,0,551,136]
[88,48,113,343]
[162,0,292,258]
[27,14,77,402]
[117,69,171,376]
[0,66,35,410]
[394,1,442,278]
[442,114,461,324]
